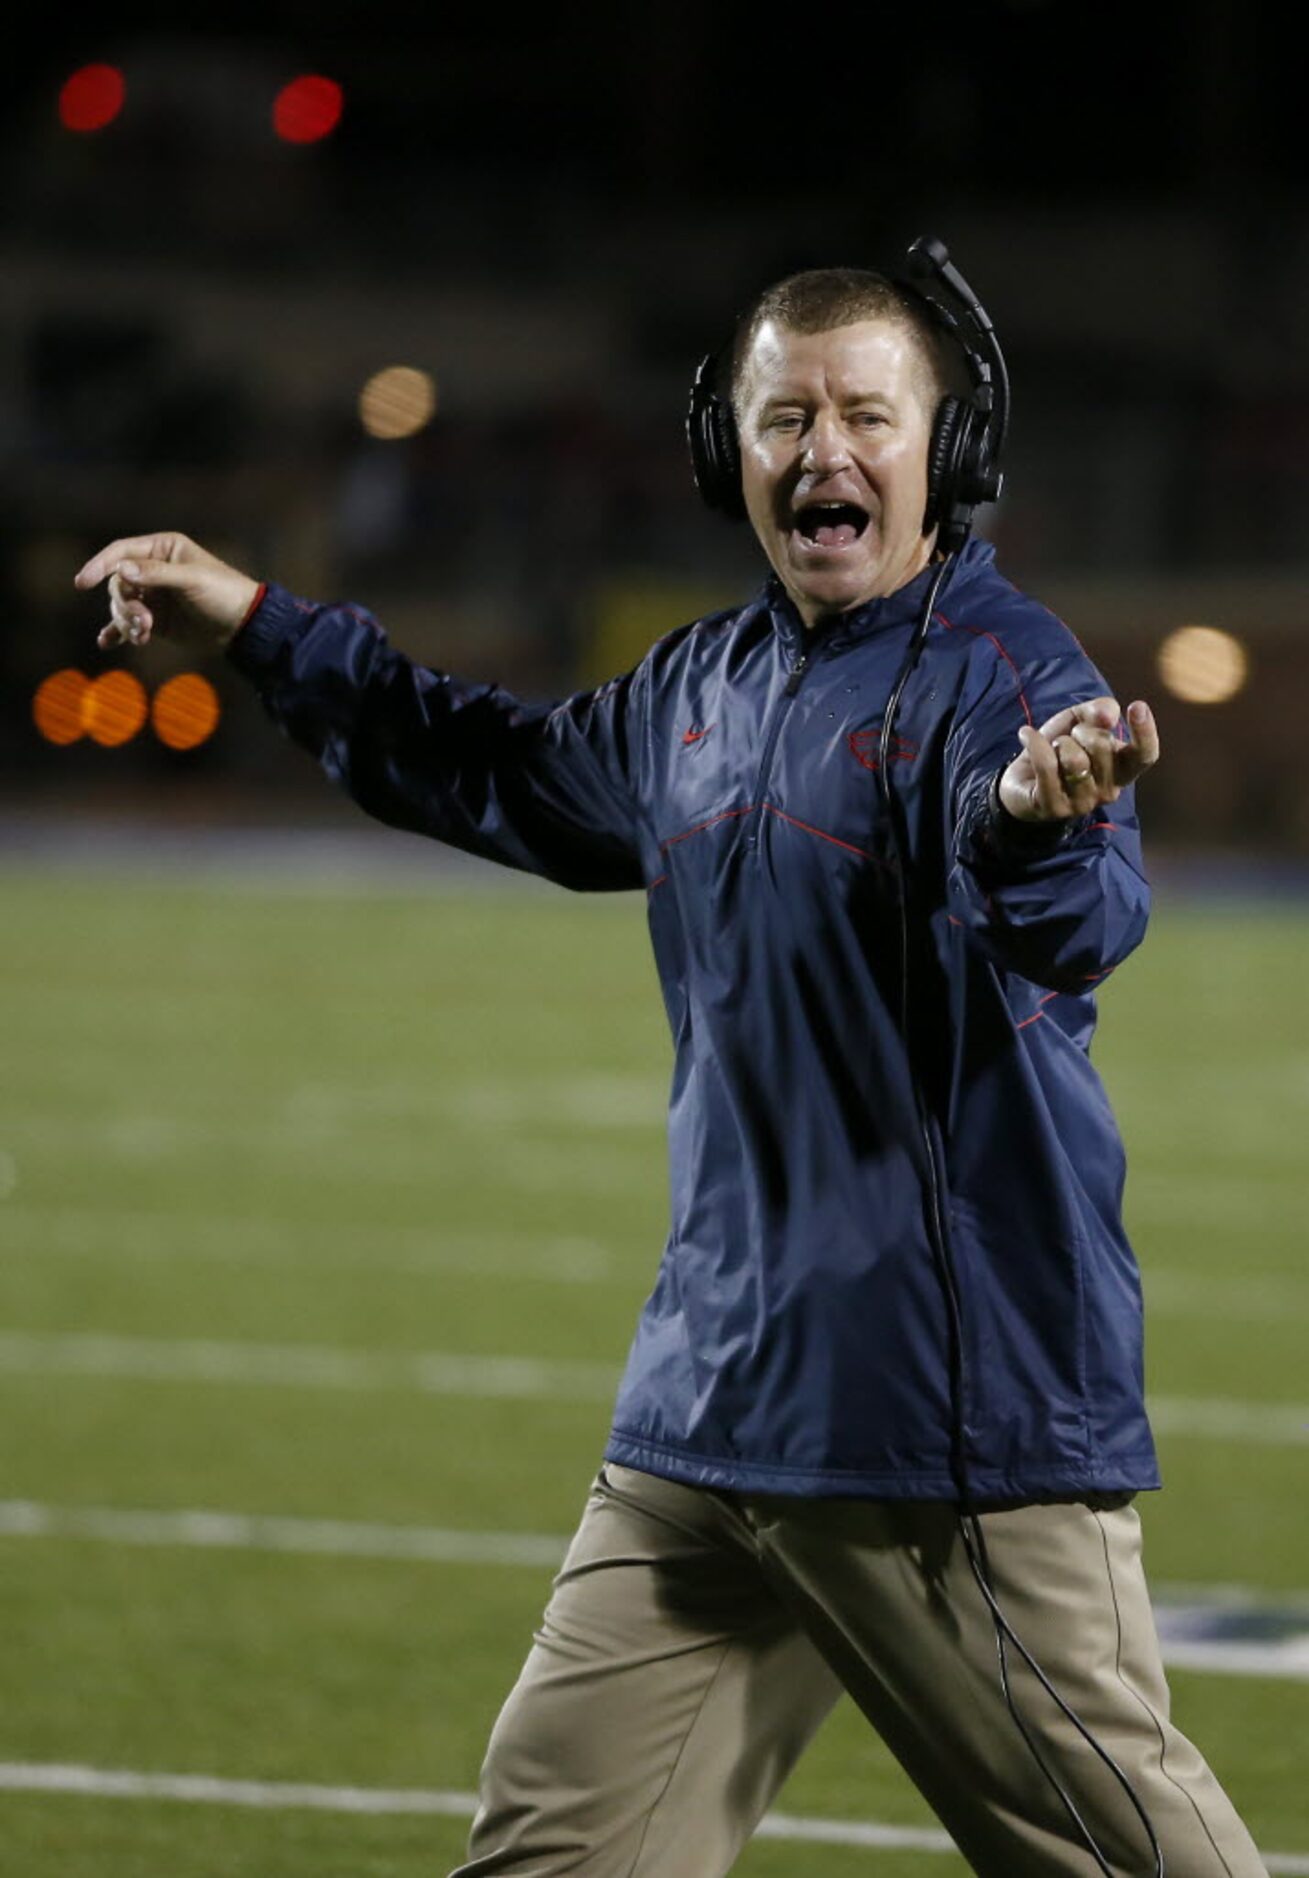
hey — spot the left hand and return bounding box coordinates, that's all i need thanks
[999,696,1160,823]
[74,531,261,655]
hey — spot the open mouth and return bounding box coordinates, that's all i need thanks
[791,501,870,550]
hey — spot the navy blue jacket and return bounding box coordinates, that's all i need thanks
[228,536,1160,1502]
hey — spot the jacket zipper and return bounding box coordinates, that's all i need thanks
[747,651,810,842]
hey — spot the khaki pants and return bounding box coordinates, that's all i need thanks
[451,1462,1267,1877]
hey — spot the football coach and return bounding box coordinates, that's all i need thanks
[75,238,1267,1877]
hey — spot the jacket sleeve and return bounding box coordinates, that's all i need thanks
[943,622,1150,992]
[225,580,645,891]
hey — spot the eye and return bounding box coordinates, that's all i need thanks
[850,410,887,429]
[767,413,804,433]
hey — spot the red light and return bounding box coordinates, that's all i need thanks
[273,75,343,145]
[59,64,126,134]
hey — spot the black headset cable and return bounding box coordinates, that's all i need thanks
[875,552,1166,1878]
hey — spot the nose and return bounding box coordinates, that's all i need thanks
[801,410,852,476]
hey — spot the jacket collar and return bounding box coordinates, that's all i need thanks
[759,536,996,656]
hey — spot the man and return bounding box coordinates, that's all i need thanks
[75,259,1267,1877]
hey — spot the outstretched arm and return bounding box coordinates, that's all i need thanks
[75,533,645,893]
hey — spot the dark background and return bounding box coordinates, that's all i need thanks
[4,4,1305,852]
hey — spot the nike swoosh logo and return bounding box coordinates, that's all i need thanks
[681,725,716,745]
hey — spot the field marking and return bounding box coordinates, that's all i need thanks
[0,1203,619,1284]
[5,1200,1309,1316]
[0,1331,1306,1446]
[0,1501,566,1568]
[1143,1268,1309,1323]
[0,1761,1305,1871]
[0,1764,955,1855]
[1147,1396,1309,1445]
[9,1200,1309,1318]
[1156,1636,1309,1680]
[6,1202,1308,1315]
[4,1497,1307,1684]
[0,1332,619,1401]
[1,1114,652,1194]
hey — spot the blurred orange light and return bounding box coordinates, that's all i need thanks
[85,670,148,747]
[273,75,343,144]
[153,673,221,751]
[33,670,89,745]
[59,64,126,133]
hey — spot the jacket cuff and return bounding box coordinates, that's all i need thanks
[962,769,1091,871]
[224,579,315,679]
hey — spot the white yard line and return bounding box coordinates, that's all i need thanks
[1,1116,649,1193]
[1147,1396,1309,1445]
[0,1331,619,1401]
[0,1500,1289,1594]
[0,1761,479,1818]
[0,1501,566,1568]
[8,1204,1308,1318]
[0,1204,618,1284]
[0,1331,1306,1444]
[1157,1637,1309,1680]
[1142,1268,1309,1323]
[0,1761,1305,1871]
[4,1498,1307,1684]
[7,1203,1308,1318]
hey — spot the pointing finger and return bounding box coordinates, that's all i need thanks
[75,538,167,590]
[75,533,191,591]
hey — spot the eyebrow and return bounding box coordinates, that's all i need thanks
[755,389,898,415]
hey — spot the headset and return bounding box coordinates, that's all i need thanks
[688,237,1165,1878]
[685,233,1009,555]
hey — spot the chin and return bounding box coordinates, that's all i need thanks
[795,570,877,613]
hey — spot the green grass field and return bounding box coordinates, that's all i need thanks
[1,859,1306,1876]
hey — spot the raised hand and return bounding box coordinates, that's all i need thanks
[999,696,1160,823]
[74,532,262,655]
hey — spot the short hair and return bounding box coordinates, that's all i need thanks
[728,266,967,423]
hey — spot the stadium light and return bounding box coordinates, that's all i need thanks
[1157,625,1249,706]
[85,671,148,746]
[32,670,90,745]
[59,64,126,133]
[153,674,221,751]
[273,75,343,145]
[33,670,149,747]
[358,366,437,440]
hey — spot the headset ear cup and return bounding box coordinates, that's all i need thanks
[687,352,747,520]
[709,400,745,519]
[923,398,963,536]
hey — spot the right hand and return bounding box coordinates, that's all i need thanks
[74,532,263,654]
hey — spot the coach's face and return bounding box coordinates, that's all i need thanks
[736,317,938,629]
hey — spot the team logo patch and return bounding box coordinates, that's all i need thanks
[848,727,916,772]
